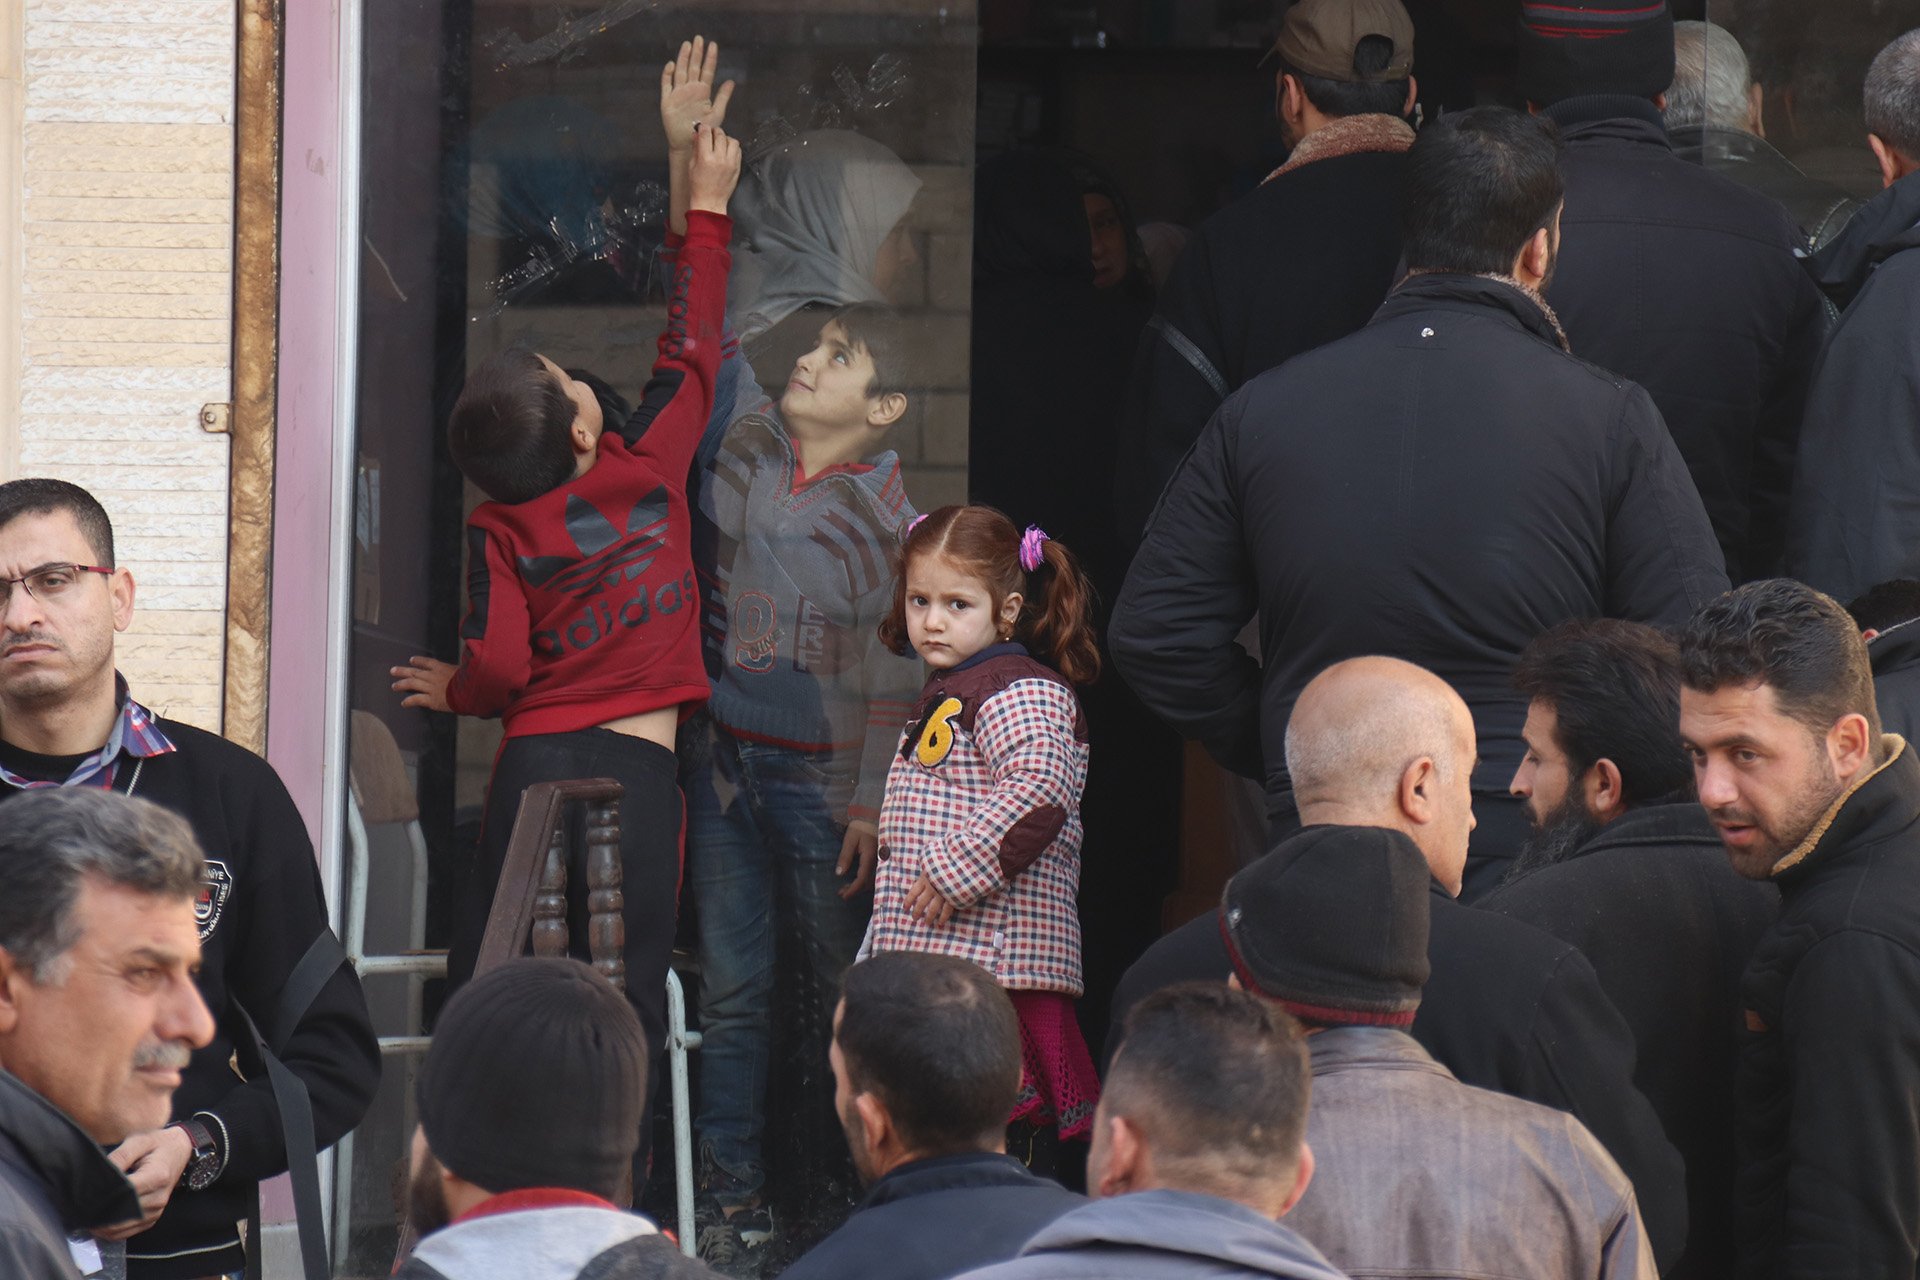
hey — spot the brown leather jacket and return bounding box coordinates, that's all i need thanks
[1284,1027,1657,1280]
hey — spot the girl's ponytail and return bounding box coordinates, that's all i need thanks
[1021,534,1102,686]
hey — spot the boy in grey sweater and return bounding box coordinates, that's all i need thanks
[687,303,923,1267]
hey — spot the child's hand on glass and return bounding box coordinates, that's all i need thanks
[904,872,956,927]
[660,36,733,155]
[391,655,456,713]
[837,820,879,899]
[687,119,743,215]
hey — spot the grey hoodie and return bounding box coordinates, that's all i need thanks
[955,1189,1350,1280]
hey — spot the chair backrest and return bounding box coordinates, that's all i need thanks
[348,710,418,826]
[472,777,628,991]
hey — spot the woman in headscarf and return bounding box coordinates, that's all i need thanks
[726,129,923,401]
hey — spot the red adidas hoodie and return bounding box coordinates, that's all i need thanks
[446,210,732,737]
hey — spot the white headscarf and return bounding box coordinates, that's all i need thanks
[727,130,923,340]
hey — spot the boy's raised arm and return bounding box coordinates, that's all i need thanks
[659,36,734,238]
[616,109,741,473]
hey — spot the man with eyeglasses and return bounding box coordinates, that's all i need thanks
[0,478,378,1280]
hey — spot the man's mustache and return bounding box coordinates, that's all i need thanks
[132,1040,193,1070]
[1,629,62,655]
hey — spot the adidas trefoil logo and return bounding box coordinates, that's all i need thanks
[519,488,670,599]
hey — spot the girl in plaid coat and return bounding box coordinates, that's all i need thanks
[865,504,1104,1146]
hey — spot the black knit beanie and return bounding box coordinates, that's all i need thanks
[1516,0,1676,106]
[1219,825,1431,1027]
[416,957,647,1198]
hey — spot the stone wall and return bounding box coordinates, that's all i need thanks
[3,0,235,731]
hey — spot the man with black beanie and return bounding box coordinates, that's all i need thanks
[1226,825,1656,1279]
[1519,0,1828,582]
[396,958,719,1280]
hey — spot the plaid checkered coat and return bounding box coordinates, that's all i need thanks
[865,645,1089,994]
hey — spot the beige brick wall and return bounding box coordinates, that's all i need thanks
[9,0,235,731]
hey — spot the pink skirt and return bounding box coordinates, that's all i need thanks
[1008,990,1101,1140]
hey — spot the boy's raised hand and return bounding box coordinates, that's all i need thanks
[688,119,743,215]
[660,36,733,154]
[391,655,456,713]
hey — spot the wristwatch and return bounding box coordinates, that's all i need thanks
[174,1117,223,1191]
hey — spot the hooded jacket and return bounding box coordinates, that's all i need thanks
[726,131,921,401]
[1735,737,1920,1279]
[1871,621,1920,744]
[1482,802,1779,1280]
[780,1152,1086,1280]
[954,1189,1349,1280]
[1113,115,1412,545]
[0,1070,141,1280]
[1543,98,1828,582]
[1110,272,1726,808]
[1783,171,1920,603]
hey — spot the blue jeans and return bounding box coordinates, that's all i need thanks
[687,724,872,1200]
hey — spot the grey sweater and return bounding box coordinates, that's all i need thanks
[693,411,922,818]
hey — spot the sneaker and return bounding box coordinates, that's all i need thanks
[695,1194,762,1279]
[730,1202,775,1249]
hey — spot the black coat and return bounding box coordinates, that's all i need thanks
[1871,621,1920,744]
[1109,878,1689,1272]
[1783,172,1920,604]
[1736,740,1920,1278]
[1481,803,1779,1280]
[0,1071,140,1280]
[1109,272,1727,808]
[1543,98,1828,582]
[780,1153,1087,1280]
[1112,146,1408,545]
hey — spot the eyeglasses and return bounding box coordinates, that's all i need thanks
[0,564,113,610]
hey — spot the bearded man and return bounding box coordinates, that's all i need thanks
[1482,618,1775,1280]
[1677,579,1920,1278]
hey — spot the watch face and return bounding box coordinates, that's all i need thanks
[186,1155,219,1192]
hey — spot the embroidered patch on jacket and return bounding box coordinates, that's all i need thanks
[912,697,965,767]
[196,860,233,940]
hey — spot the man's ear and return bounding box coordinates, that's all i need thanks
[853,1091,892,1157]
[1515,224,1553,289]
[1868,133,1910,189]
[1586,758,1627,824]
[867,392,908,430]
[0,948,22,1035]
[1864,628,1882,643]
[1747,82,1767,139]
[1277,1141,1315,1217]
[1829,712,1876,783]
[1277,73,1304,123]
[1399,757,1437,827]
[1402,76,1418,119]
[1096,1114,1146,1198]
[110,567,136,633]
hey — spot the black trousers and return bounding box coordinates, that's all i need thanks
[448,728,683,1069]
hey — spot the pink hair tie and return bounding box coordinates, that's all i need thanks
[906,514,928,538]
[1019,525,1050,573]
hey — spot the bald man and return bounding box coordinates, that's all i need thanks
[1110,658,1689,1272]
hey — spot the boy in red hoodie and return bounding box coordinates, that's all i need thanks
[391,39,738,1077]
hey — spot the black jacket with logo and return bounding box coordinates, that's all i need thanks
[0,1070,141,1280]
[1483,803,1779,1280]
[1735,739,1920,1278]
[1783,172,1920,603]
[0,718,380,1279]
[1110,876,1689,1271]
[1543,98,1828,582]
[1110,272,1726,807]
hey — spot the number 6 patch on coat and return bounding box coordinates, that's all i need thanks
[911,696,965,767]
